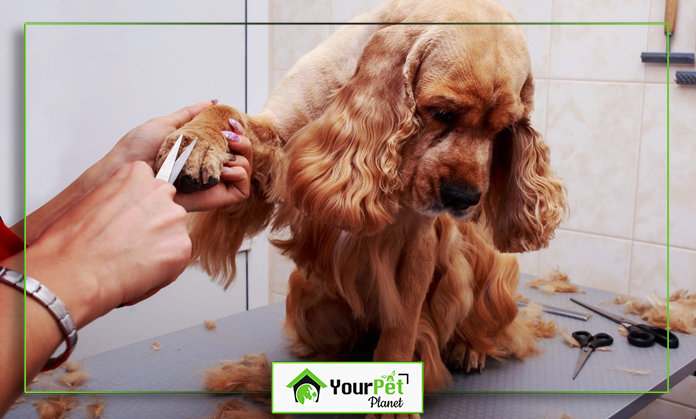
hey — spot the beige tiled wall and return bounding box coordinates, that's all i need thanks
[266,0,696,301]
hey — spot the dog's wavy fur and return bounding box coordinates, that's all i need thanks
[168,0,566,391]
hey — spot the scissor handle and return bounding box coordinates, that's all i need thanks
[572,331,613,349]
[626,325,656,347]
[588,332,613,349]
[632,324,679,349]
[572,331,592,347]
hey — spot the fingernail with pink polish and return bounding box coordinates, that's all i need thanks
[229,118,240,130]
[211,99,218,105]
[222,130,240,141]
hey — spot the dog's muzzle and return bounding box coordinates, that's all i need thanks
[439,181,481,215]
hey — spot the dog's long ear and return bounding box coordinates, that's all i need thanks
[282,26,430,236]
[484,75,567,253]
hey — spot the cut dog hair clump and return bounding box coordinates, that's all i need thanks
[56,361,88,389]
[33,395,79,419]
[211,398,288,419]
[613,289,696,334]
[616,367,653,376]
[9,397,26,410]
[519,303,558,339]
[85,399,106,419]
[525,270,584,295]
[58,371,88,389]
[203,353,271,405]
[515,292,530,303]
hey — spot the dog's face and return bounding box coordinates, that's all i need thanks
[285,24,565,252]
[400,40,528,221]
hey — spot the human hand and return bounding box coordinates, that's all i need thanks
[103,101,252,212]
[107,101,217,168]
[19,101,252,247]
[173,118,252,212]
[25,161,192,327]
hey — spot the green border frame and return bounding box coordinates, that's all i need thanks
[22,21,671,397]
[271,361,424,414]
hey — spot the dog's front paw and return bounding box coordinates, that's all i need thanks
[154,127,231,193]
[444,342,487,374]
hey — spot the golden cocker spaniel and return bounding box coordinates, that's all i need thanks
[155,0,566,392]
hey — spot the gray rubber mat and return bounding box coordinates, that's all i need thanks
[8,275,695,418]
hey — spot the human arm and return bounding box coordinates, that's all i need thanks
[12,100,253,244]
[0,162,192,414]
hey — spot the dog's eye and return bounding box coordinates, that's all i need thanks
[430,109,457,125]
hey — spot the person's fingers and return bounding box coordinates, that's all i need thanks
[228,118,246,136]
[174,183,247,211]
[222,132,253,167]
[174,162,250,211]
[167,100,218,129]
[222,154,250,177]
[220,166,248,182]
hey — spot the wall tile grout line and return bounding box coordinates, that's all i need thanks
[540,0,553,277]
[543,0,553,279]
[644,0,654,84]
[546,0,554,79]
[536,89,552,274]
[627,83,649,295]
[556,227,696,253]
[268,0,274,90]
[541,77,673,85]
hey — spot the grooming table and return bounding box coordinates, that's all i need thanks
[9,277,696,419]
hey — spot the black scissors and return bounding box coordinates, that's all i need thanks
[572,331,613,379]
[571,298,679,349]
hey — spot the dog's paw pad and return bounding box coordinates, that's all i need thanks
[155,128,228,193]
[177,174,218,193]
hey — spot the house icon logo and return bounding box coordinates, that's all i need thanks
[286,368,328,404]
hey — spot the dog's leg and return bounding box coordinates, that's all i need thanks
[414,308,454,391]
[373,223,437,378]
[157,106,281,287]
[444,231,538,371]
[284,269,362,359]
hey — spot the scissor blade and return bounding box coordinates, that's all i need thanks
[570,298,633,326]
[155,134,183,181]
[572,346,593,380]
[517,300,592,321]
[168,138,198,184]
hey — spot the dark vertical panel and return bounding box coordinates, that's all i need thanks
[244,0,249,311]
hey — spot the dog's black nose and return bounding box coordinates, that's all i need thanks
[440,182,481,211]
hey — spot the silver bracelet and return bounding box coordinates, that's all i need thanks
[0,266,78,371]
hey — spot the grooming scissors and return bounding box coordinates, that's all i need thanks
[571,331,613,379]
[570,298,679,349]
[155,134,198,183]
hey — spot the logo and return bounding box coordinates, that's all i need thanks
[330,369,410,408]
[273,362,423,414]
[286,368,328,404]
